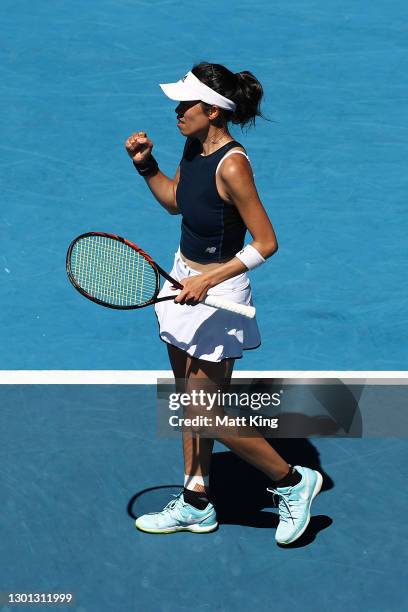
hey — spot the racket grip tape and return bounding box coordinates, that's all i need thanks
[202,295,256,319]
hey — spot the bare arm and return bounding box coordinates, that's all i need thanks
[125,131,180,215]
[204,154,278,286]
[142,165,181,216]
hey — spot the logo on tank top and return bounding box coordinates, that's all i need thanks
[205,247,217,254]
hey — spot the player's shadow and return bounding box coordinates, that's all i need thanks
[128,484,185,523]
[128,439,333,547]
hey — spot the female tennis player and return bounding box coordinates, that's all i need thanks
[125,62,322,545]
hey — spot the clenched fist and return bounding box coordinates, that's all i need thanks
[125,131,154,164]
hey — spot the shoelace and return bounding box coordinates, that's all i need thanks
[162,493,186,516]
[267,488,296,525]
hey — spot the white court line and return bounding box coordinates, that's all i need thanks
[0,371,407,384]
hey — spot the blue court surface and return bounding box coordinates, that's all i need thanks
[1,1,407,610]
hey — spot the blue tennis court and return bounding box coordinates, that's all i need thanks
[1,0,407,610]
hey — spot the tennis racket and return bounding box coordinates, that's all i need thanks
[66,232,255,318]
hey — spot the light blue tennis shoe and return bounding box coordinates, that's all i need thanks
[135,493,218,534]
[268,465,323,545]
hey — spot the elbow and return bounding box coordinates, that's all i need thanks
[169,192,180,215]
[263,240,278,259]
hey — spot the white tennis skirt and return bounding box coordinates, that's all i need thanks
[154,248,261,362]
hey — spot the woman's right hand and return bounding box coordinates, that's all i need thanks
[125,131,154,164]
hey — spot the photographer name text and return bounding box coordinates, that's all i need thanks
[169,415,279,428]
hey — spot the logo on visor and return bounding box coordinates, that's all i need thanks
[182,74,188,82]
[205,247,217,254]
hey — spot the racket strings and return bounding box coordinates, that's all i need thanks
[70,236,157,306]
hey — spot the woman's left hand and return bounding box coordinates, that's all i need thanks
[172,275,212,305]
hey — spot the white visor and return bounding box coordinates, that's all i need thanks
[159,71,236,112]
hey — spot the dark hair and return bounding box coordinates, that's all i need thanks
[191,61,267,130]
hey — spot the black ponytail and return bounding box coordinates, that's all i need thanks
[191,61,267,129]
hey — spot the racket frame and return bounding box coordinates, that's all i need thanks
[66,231,184,310]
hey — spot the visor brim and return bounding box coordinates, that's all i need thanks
[159,82,201,102]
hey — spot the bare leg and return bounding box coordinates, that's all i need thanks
[182,355,237,493]
[167,345,215,494]
[186,357,291,481]
[167,344,292,487]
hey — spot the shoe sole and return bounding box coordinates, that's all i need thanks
[276,470,323,546]
[135,521,219,534]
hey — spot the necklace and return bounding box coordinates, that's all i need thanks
[209,132,231,145]
[200,132,233,157]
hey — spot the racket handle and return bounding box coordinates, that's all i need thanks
[202,295,256,319]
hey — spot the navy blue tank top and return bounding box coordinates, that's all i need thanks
[176,138,247,263]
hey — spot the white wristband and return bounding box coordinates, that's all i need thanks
[235,244,265,271]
